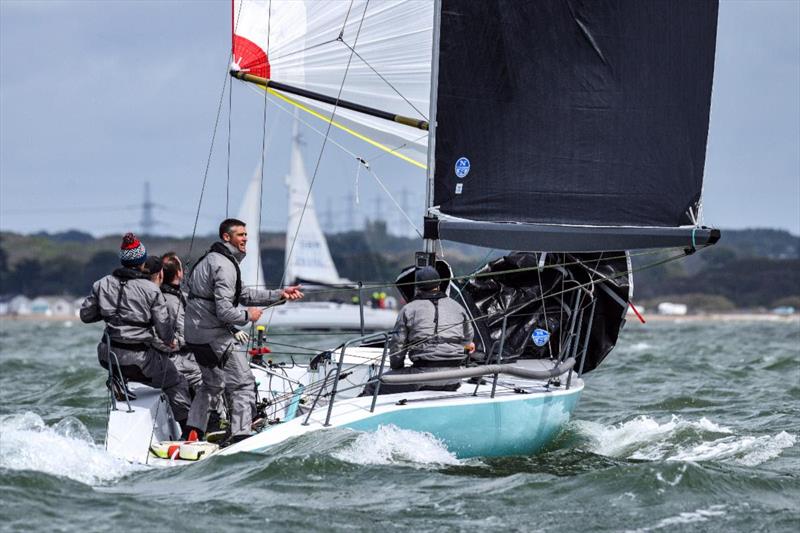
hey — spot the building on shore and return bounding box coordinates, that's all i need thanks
[1,295,76,317]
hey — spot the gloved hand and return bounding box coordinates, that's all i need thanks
[233,330,250,345]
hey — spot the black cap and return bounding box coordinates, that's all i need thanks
[415,266,440,290]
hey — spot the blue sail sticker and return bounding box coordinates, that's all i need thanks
[455,157,470,178]
[532,328,550,347]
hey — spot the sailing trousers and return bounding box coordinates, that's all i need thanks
[186,337,256,437]
[168,352,203,398]
[98,342,191,423]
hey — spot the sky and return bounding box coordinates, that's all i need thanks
[0,0,798,238]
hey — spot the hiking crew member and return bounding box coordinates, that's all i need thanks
[184,218,303,445]
[80,233,191,430]
[151,253,203,397]
[363,266,474,396]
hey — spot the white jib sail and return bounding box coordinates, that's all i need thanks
[284,119,345,286]
[232,0,433,166]
[237,164,267,290]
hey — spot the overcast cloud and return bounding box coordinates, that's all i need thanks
[1,0,798,237]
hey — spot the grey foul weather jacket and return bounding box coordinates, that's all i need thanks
[151,284,186,353]
[391,292,474,364]
[80,267,174,346]
[184,241,283,346]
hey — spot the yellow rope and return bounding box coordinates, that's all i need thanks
[264,87,427,170]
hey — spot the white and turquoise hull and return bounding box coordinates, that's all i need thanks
[344,387,582,457]
[223,358,583,459]
[106,353,582,463]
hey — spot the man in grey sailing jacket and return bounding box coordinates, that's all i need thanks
[184,218,303,445]
[80,233,191,430]
[362,266,475,396]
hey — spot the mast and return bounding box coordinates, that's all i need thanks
[422,0,442,259]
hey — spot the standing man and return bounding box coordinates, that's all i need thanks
[184,218,303,445]
[80,233,191,432]
[362,266,474,396]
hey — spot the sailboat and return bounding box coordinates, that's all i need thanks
[236,129,397,332]
[104,0,721,464]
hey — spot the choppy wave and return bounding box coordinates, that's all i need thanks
[0,412,144,485]
[628,342,653,351]
[576,414,795,466]
[627,504,728,532]
[333,424,461,467]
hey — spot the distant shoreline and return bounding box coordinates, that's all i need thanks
[627,313,799,324]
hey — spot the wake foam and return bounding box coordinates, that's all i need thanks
[627,504,728,532]
[628,342,653,351]
[0,412,144,485]
[576,415,795,466]
[333,424,461,467]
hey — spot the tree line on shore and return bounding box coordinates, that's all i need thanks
[1,226,798,311]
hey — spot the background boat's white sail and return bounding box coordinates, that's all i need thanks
[284,122,347,286]
[232,0,433,167]
[237,164,267,289]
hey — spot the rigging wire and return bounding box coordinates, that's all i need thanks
[264,94,424,236]
[366,165,423,238]
[240,247,675,299]
[188,65,232,262]
[227,75,233,218]
[267,37,341,63]
[263,88,426,169]
[277,0,371,298]
[339,41,429,120]
[259,247,695,407]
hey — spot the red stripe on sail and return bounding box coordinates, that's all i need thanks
[233,34,270,78]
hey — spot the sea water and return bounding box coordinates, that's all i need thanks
[0,318,797,532]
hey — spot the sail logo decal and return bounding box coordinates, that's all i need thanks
[532,329,550,347]
[455,157,470,178]
[455,183,463,195]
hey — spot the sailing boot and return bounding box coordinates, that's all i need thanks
[180,426,204,441]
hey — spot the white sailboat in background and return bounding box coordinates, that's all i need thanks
[237,124,397,332]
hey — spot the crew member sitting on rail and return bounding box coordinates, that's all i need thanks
[79,233,191,432]
[362,266,475,396]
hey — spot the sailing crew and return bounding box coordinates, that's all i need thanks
[362,266,475,396]
[79,233,191,431]
[150,253,203,397]
[183,218,304,446]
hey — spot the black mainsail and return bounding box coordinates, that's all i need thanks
[429,0,720,252]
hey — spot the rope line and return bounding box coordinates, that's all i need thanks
[280,2,370,286]
[339,40,428,120]
[244,247,683,297]
[188,65,232,261]
[254,0,273,291]
[255,248,696,408]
